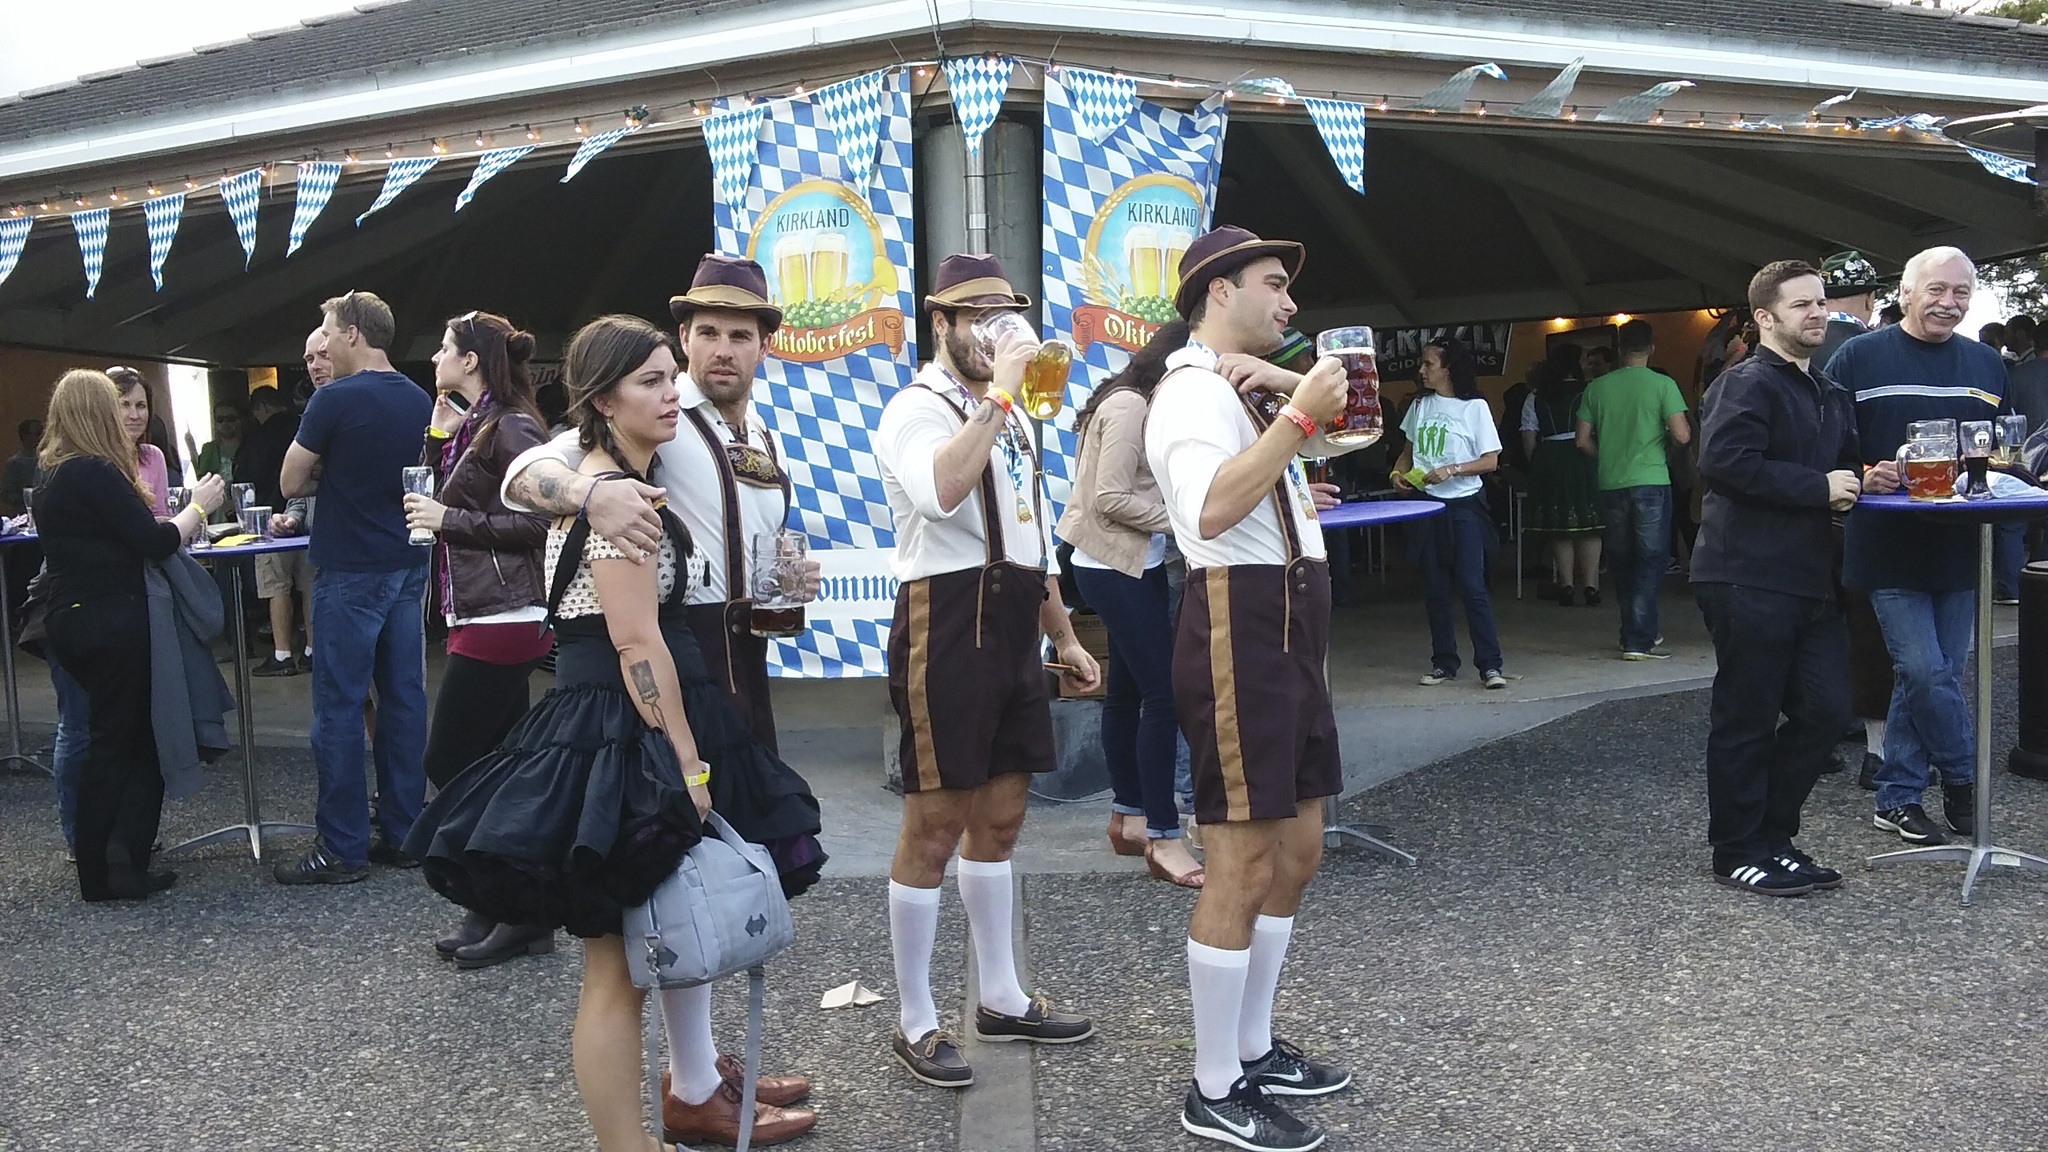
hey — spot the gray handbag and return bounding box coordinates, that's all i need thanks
[626,811,794,1152]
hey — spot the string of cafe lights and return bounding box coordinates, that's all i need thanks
[2,53,1948,222]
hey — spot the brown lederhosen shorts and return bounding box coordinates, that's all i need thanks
[1843,588,1894,721]
[889,561,1055,793]
[684,601,779,755]
[1175,558,1344,825]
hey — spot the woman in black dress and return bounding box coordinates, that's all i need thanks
[405,316,821,1150]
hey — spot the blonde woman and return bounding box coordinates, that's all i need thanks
[37,370,223,901]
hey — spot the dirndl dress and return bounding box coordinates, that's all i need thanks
[405,507,826,939]
[1525,393,1603,536]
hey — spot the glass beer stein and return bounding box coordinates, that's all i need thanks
[1959,420,1994,498]
[972,310,1072,420]
[1995,415,2029,468]
[1897,424,1959,502]
[1311,326,1382,447]
[749,529,808,638]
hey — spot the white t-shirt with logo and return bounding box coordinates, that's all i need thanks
[1401,392,1502,500]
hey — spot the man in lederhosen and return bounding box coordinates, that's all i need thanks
[1145,226,1361,1151]
[500,254,821,1142]
[876,253,1102,1088]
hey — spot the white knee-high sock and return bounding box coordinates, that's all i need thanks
[956,858,1031,1017]
[1238,915,1294,1062]
[1188,939,1252,1100]
[659,984,722,1106]
[1866,720,1887,758]
[890,879,943,1039]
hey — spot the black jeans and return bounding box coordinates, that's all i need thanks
[422,652,543,789]
[1694,582,1849,870]
[46,592,161,895]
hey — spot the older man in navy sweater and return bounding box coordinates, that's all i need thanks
[1692,260,1900,896]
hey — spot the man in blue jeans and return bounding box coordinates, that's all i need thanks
[1577,320,1690,659]
[1828,247,2012,845]
[277,290,433,884]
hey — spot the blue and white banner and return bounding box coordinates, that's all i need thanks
[704,102,769,214]
[813,70,886,189]
[1041,68,1229,520]
[0,216,31,291]
[562,125,638,183]
[454,145,535,210]
[287,161,342,255]
[1303,97,1367,194]
[712,69,918,678]
[143,192,185,290]
[71,208,110,299]
[357,157,439,224]
[943,55,1015,158]
[220,167,263,266]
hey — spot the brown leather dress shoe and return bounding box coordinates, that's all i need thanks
[662,1080,816,1147]
[662,1062,810,1110]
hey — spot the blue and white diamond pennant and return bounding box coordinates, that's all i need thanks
[71,208,110,299]
[1302,97,1367,194]
[815,70,886,188]
[1508,58,1583,119]
[704,101,768,211]
[1595,80,1695,123]
[1234,77,1297,99]
[943,56,1014,159]
[287,161,342,255]
[1965,144,2036,185]
[1058,67,1139,144]
[454,145,535,211]
[142,192,185,290]
[219,167,263,266]
[0,217,31,291]
[356,157,440,224]
[562,125,638,182]
[1411,63,1507,113]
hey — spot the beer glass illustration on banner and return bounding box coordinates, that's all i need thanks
[401,466,435,545]
[1960,420,1994,498]
[749,529,808,638]
[1897,420,1959,501]
[1311,326,1383,447]
[973,310,1073,420]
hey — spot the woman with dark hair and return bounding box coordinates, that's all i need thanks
[402,310,556,969]
[405,315,819,1149]
[106,366,171,515]
[1056,320,1203,887]
[37,370,225,900]
[1521,349,1604,606]
[1395,337,1507,688]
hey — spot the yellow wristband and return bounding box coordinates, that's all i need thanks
[426,426,453,440]
[987,388,1016,413]
[685,770,711,788]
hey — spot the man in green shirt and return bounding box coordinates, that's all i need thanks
[1576,319,1690,659]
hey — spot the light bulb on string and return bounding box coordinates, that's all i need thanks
[1650,111,1664,125]
[1476,102,1487,117]
[109,189,122,202]
[431,138,448,154]
[1565,106,1578,122]
[793,81,806,95]
[574,119,587,135]
[525,125,539,141]
[693,103,707,117]
[183,177,196,190]
[343,151,358,164]
[385,143,397,158]
[146,183,160,196]
[474,131,487,148]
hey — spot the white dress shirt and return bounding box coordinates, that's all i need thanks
[876,362,1048,582]
[501,375,788,605]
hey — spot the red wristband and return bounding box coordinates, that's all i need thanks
[988,388,1016,413]
[1276,404,1317,439]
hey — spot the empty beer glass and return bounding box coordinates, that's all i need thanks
[749,529,808,638]
[1311,326,1383,447]
[239,505,272,539]
[1996,415,2029,468]
[231,483,256,516]
[401,466,435,545]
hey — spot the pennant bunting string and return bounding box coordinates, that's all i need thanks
[142,192,186,291]
[1057,67,1139,144]
[72,208,111,300]
[356,157,440,225]
[562,125,639,183]
[0,217,31,291]
[288,161,343,255]
[815,70,887,188]
[454,145,536,210]
[220,167,264,266]
[943,56,1015,160]
[703,102,769,210]
[1302,97,1367,194]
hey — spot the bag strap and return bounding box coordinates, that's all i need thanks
[736,965,767,1152]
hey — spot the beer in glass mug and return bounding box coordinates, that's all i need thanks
[1897,422,1959,501]
[749,529,808,638]
[1311,326,1382,447]
[972,310,1071,420]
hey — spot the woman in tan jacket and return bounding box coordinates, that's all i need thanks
[1056,321,1203,888]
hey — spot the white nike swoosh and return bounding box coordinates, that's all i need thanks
[1215,1113,1259,1139]
[1265,1067,1306,1082]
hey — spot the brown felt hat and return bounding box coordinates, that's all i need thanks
[923,252,1032,312]
[669,254,783,332]
[1173,226,1305,318]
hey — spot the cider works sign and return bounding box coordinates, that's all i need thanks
[747,179,906,363]
[1072,174,1203,354]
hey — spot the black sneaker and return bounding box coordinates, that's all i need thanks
[252,656,298,678]
[1818,752,1845,775]
[1242,1038,1351,1097]
[1874,804,1947,845]
[273,842,369,885]
[1712,858,1813,897]
[1182,1076,1325,1151]
[1418,668,1457,686]
[891,1027,972,1088]
[1775,849,1843,890]
[973,995,1094,1044]
[1581,587,1601,607]
[368,839,420,868]
[1858,753,1881,792]
[1941,783,1975,838]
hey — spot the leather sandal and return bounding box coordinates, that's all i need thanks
[1107,813,1146,857]
[1145,841,1205,889]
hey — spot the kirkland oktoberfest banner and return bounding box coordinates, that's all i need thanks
[1040,68,1229,518]
[712,68,916,679]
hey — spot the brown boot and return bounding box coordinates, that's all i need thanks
[663,1064,811,1109]
[662,1080,816,1147]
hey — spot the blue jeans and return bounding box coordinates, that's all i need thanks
[1415,495,1502,676]
[310,566,429,867]
[1602,486,1672,653]
[1868,588,1976,810]
[49,656,89,848]
[1075,564,1181,838]
[1993,521,2030,600]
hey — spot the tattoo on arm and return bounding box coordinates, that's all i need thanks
[972,404,998,425]
[627,659,672,735]
[537,475,562,503]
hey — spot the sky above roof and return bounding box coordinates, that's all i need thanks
[0,0,361,100]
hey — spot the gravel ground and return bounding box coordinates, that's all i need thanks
[1028,651,2048,1152]
[0,749,959,1152]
